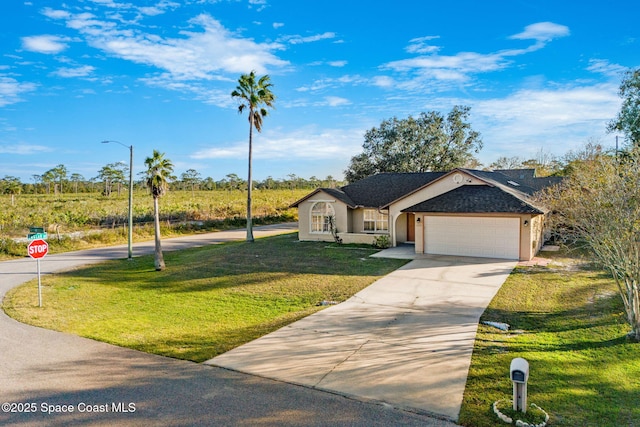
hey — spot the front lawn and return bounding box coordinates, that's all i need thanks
[459,251,640,426]
[3,233,407,362]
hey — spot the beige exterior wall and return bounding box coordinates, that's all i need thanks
[351,208,390,234]
[528,214,545,256]
[296,190,349,243]
[352,208,365,233]
[338,232,383,245]
[395,213,408,242]
[296,194,392,244]
[388,171,487,246]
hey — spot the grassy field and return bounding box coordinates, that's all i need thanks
[0,188,308,235]
[458,251,640,427]
[0,189,308,258]
[3,233,407,362]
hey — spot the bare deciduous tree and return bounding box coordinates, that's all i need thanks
[540,147,640,341]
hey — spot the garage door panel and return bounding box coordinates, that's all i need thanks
[424,216,520,260]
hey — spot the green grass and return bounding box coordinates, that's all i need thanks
[3,233,407,362]
[458,251,640,427]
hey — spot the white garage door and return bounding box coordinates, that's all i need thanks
[424,216,520,259]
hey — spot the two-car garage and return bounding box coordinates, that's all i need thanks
[423,216,521,260]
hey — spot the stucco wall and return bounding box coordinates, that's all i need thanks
[388,172,487,246]
[352,208,365,233]
[338,232,385,245]
[518,213,545,260]
[395,213,408,242]
[296,190,349,242]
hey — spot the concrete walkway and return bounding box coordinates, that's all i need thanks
[0,225,457,426]
[207,253,517,421]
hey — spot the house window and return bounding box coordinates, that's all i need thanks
[364,209,388,232]
[311,202,335,233]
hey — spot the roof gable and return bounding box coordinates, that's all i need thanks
[340,172,446,207]
[289,187,356,208]
[402,185,545,214]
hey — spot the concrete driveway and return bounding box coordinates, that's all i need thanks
[0,225,457,426]
[207,254,517,421]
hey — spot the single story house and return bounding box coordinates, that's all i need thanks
[290,168,562,261]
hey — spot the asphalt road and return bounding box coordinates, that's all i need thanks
[0,224,457,426]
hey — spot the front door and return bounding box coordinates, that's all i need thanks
[407,213,416,242]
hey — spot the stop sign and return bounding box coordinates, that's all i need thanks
[28,239,48,259]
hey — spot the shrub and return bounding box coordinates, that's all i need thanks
[373,235,390,249]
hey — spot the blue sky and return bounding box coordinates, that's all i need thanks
[1,0,638,183]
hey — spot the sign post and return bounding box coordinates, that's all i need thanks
[27,236,48,307]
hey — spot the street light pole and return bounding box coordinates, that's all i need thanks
[101,140,134,260]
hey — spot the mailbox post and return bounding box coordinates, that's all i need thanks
[510,357,529,413]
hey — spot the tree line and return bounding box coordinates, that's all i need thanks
[0,168,343,196]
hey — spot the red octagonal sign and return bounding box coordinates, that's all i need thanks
[28,239,48,259]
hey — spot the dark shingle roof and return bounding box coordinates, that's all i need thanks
[492,169,564,194]
[402,185,544,214]
[495,169,536,180]
[320,187,356,207]
[339,172,446,207]
[289,187,356,208]
[291,168,560,212]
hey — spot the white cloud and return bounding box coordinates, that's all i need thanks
[249,0,268,11]
[327,60,347,67]
[0,76,37,107]
[587,59,627,78]
[138,6,164,16]
[295,74,367,92]
[371,75,395,88]
[48,10,289,79]
[140,73,234,107]
[53,65,96,78]
[137,1,180,16]
[191,126,363,161]
[273,22,284,29]
[509,22,570,42]
[21,35,70,54]
[473,82,620,161]
[381,22,570,91]
[41,7,71,20]
[88,0,134,9]
[284,32,336,45]
[405,36,441,54]
[324,96,350,107]
[0,143,52,155]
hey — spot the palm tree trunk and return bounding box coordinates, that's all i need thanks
[246,114,255,242]
[153,196,165,270]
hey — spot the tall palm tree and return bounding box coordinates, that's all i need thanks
[144,150,174,271]
[231,70,276,242]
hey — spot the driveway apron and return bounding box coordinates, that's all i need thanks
[207,255,517,421]
[3,225,461,426]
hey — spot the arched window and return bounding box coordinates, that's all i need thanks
[310,202,335,233]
